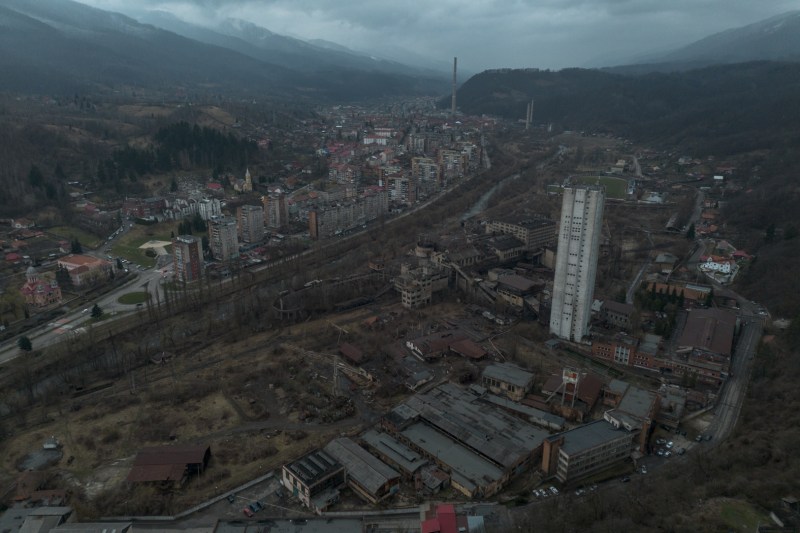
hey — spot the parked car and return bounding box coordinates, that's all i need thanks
[549,486,559,495]
[227,494,235,503]
[640,465,648,474]
[666,441,674,449]
[242,507,254,517]
[621,476,631,483]
[695,435,703,442]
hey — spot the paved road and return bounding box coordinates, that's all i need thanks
[706,314,762,441]
[0,268,165,364]
[632,155,642,178]
[688,187,705,228]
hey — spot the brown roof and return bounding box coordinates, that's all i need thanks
[29,489,67,505]
[542,372,604,407]
[647,282,709,302]
[15,470,46,501]
[497,274,537,293]
[449,338,487,360]
[127,444,210,483]
[602,300,635,316]
[339,342,365,364]
[678,308,736,357]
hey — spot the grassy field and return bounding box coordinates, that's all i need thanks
[47,226,104,250]
[110,222,176,267]
[117,292,150,305]
[717,499,770,531]
[574,175,629,199]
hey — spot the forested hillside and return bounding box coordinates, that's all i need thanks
[112,122,258,180]
[451,62,800,154]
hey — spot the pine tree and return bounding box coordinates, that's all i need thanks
[18,336,32,352]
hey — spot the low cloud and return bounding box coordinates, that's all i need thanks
[76,0,799,71]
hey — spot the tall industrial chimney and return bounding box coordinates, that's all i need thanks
[525,102,531,130]
[527,99,534,129]
[451,57,457,117]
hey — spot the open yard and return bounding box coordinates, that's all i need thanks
[46,226,104,250]
[714,498,770,532]
[110,222,178,267]
[573,175,629,199]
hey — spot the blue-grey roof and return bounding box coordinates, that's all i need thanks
[617,386,656,420]
[479,393,565,430]
[607,379,629,394]
[360,430,428,474]
[401,422,504,488]
[400,382,549,469]
[559,420,631,455]
[323,438,399,495]
[482,362,534,389]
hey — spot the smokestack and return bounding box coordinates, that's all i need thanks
[525,102,531,130]
[529,99,534,127]
[451,57,457,117]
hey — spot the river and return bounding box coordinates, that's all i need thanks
[460,173,520,221]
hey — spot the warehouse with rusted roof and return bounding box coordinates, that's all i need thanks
[126,444,211,485]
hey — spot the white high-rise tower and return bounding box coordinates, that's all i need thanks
[550,186,605,342]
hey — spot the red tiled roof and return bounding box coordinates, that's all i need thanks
[421,504,459,533]
[58,254,107,268]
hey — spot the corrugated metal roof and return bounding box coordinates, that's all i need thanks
[324,437,399,496]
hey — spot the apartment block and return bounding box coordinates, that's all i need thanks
[207,215,239,262]
[437,149,467,184]
[172,235,203,283]
[550,186,605,342]
[411,157,439,187]
[197,198,222,221]
[236,204,265,243]
[263,192,289,229]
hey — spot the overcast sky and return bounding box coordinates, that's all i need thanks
[75,0,797,72]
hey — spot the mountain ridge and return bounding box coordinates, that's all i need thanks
[0,0,449,100]
[605,10,800,74]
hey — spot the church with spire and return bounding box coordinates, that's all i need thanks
[233,168,254,193]
[20,266,62,308]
